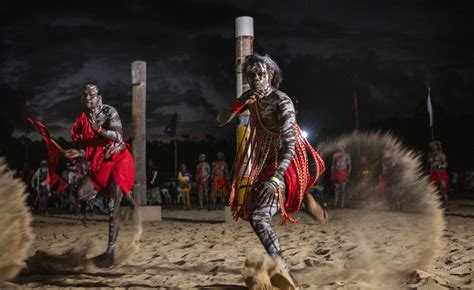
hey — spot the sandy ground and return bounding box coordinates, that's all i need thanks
[10,202,474,289]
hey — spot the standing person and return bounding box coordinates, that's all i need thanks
[195,154,210,210]
[31,160,50,214]
[217,54,327,282]
[428,141,449,207]
[211,152,229,210]
[177,162,192,210]
[147,160,161,205]
[64,83,137,268]
[331,145,352,208]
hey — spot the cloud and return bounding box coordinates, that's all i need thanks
[2,0,473,140]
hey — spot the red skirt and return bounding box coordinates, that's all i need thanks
[429,169,449,192]
[90,148,135,195]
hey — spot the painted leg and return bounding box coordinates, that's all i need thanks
[92,183,123,268]
[75,176,96,223]
[198,184,204,209]
[340,182,346,208]
[334,183,340,208]
[439,180,448,207]
[249,202,282,264]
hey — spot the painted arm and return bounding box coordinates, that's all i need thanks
[347,154,352,176]
[216,90,254,127]
[100,107,123,143]
[31,169,39,188]
[439,153,448,169]
[272,96,297,183]
[204,163,211,179]
[150,171,158,185]
[224,162,229,181]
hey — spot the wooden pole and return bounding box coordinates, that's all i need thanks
[235,16,254,205]
[428,86,435,141]
[131,61,147,205]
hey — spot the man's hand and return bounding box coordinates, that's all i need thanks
[64,149,83,159]
[90,122,100,132]
[256,180,278,205]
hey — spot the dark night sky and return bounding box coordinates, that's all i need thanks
[2,0,474,141]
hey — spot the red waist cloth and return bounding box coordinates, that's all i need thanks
[71,112,135,195]
[429,169,449,191]
[214,176,227,191]
[259,160,314,213]
[331,170,348,183]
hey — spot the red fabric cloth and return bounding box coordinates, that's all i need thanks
[258,160,314,213]
[231,100,246,113]
[71,112,135,195]
[331,170,348,183]
[214,176,227,191]
[27,117,68,193]
[429,169,449,192]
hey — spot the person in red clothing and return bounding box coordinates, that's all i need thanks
[64,83,137,268]
[428,141,449,207]
[331,144,352,208]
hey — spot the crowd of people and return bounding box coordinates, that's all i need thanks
[147,152,229,210]
[309,140,474,210]
[15,139,474,216]
[17,151,230,214]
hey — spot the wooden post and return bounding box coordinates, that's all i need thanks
[235,16,254,206]
[131,61,147,205]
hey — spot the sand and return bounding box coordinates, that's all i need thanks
[11,206,473,289]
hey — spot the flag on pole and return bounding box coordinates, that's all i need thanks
[164,112,177,137]
[27,117,68,193]
[427,87,433,127]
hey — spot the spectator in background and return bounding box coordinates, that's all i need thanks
[331,144,352,208]
[428,141,449,207]
[195,154,210,210]
[147,160,161,205]
[177,162,192,210]
[211,152,229,210]
[31,160,50,214]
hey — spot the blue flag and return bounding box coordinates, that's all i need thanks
[164,113,177,137]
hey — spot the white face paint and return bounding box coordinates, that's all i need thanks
[81,84,102,110]
[246,62,273,96]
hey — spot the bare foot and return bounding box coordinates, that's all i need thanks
[91,252,115,268]
[304,193,328,224]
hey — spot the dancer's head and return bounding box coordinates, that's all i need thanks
[337,142,346,152]
[199,154,206,162]
[82,83,102,110]
[244,54,282,95]
[429,141,442,152]
[217,152,225,160]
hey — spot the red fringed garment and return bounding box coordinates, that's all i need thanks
[229,102,325,224]
[71,112,135,195]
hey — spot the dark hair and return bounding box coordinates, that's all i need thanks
[82,83,102,95]
[243,53,283,89]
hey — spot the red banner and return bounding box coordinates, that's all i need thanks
[27,117,68,193]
